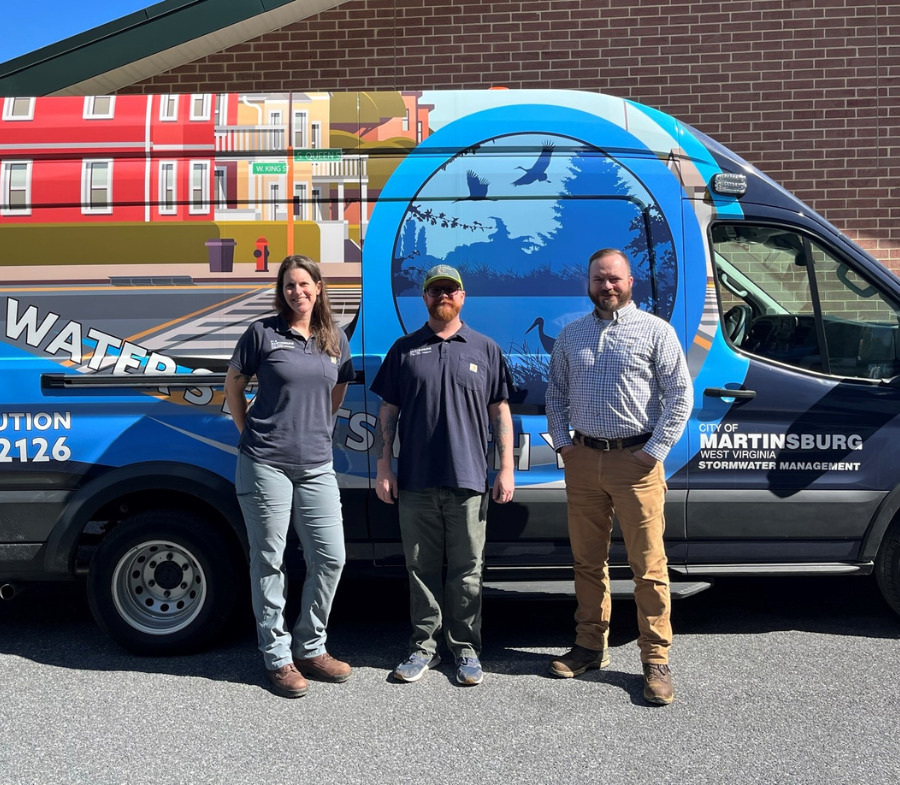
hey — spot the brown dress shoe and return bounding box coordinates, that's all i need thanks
[266,663,308,698]
[295,652,352,683]
[549,644,611,678]
[642,663,674,705]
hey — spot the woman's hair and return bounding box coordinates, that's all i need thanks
[273,255,342,357]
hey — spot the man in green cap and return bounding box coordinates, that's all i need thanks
[370,264,515,686]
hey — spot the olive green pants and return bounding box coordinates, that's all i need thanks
[398,487,487,661]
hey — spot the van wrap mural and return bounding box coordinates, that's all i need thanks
[2,89,889,502]
[0,90,742,492]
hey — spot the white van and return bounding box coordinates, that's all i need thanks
[1,89,898,652]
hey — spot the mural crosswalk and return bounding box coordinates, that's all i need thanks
[140,285,361,364]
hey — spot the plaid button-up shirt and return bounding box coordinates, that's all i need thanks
[546,302,692,462]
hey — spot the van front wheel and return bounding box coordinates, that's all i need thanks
[875,518,900,617]
[87,510,239,655]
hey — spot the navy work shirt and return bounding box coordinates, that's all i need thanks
[228,314,354,470]
[370,322,510,493]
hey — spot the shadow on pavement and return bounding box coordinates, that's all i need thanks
[0,572,897,684]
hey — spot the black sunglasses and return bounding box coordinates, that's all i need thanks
[425,285,461,297]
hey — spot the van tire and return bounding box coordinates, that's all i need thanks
[875,519,900,616]
[87,510,239,655]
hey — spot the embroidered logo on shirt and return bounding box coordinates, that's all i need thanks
[409,346,433,356]
[469,363,478,373]
[270,340,294,350]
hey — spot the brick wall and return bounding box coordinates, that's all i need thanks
[121,0,900,274]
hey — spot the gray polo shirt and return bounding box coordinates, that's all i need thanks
[228,314,354,470]
[370,322,510,493]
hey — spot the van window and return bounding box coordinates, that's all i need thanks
[711,224,900,380]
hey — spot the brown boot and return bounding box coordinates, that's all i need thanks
[295,652,352,683]
[266,663,308,698]
[642,663,674,705]
[549,644,611,678]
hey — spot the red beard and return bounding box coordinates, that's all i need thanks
[428,300,461,322]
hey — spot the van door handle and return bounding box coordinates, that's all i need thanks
[704,387,756,399]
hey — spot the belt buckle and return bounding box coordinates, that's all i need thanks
[595,437,612,451]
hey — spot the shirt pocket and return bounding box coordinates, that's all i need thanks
[454,356,484,392]
[606,332,649,373]
[321,353,340,384]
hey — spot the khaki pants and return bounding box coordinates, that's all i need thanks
[563,444,671,663]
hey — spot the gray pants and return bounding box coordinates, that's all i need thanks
[398,487,488,661]
[236,453,346,670]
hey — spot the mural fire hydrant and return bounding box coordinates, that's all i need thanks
[254,237,270,272]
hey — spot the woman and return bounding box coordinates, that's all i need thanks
[225,255,354,698]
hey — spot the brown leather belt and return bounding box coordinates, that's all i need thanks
[574,431,651,451]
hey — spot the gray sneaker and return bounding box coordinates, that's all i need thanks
[456,656,484,686]
[393,653,441,682]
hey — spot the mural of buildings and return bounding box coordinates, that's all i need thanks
[0,91,433,265]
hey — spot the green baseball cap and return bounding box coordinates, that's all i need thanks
[423,264,463,290]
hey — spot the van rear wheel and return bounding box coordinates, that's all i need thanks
[88,510,239,655]
[875,518,900,616]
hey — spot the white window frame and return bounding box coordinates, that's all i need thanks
[160,95,179,122]
[213,94,228,127]
[83,96,115,119]
[292,111,308,148]
[311,122,322,150]
[1,160,32,216]
[268,111,285,150]
[294,182,307,220]
[159,161,177,215]
[312,187,322,221]
[190,94,211,121]
[270,183,281,220]
[81,159,113,215]
[214,166,227,209]
[189,160,210,215]
[3,97,34,121]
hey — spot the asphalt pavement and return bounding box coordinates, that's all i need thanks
[1,573,898,785]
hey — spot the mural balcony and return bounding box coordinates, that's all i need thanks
[214,127,368,184]
[215,125,286,153]
[310,156,367,183]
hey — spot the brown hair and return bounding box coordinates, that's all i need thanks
[588,248,632,276]
[273,255,342,358]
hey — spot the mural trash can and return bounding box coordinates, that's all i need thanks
[205,239,237,272]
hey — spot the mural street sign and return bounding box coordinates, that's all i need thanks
[294,149,341,162]
[251,162,288,175]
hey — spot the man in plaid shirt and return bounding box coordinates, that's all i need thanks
[545,248,692,705]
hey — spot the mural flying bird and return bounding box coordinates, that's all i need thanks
[512,141,555,186]
[455,169,494,201]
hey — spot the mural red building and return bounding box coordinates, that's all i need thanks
[0,94,218,224]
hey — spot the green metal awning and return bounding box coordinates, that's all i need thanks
[0,0,348,96]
